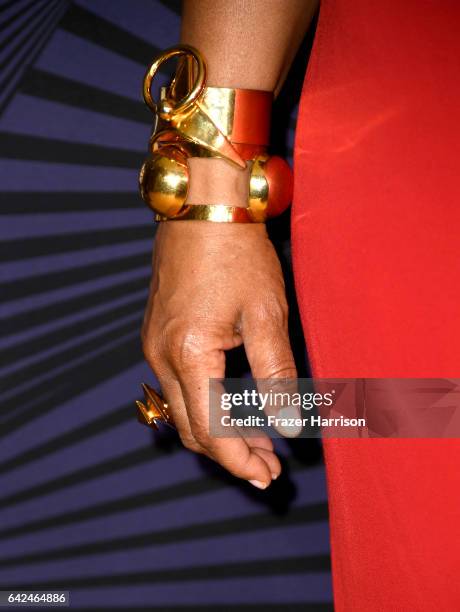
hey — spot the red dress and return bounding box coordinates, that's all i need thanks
[291,1,460,609]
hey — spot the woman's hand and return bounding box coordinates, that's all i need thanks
[141,220,297,489]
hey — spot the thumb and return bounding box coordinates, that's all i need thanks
[241,312,302,438]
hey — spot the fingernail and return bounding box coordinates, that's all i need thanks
[271,473,279,480]
[276,406,303,438]
[249,479,268,490]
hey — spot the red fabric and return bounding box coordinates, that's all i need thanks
[291,1,460,609]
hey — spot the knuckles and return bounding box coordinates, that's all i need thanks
[141,335,163,372]
[190,425,212,449]
[250,298,289,329]
[162,322,213,370]
[180,435,203,454]
[176,331,209,368]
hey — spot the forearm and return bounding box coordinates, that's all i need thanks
[181,0,318,93]
[180,0,318,207]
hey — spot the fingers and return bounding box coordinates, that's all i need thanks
[250,446,282,480]
[142,335,203,452]
[246,434,274,452]
[157,374,204,453]
[242,303,302,438]
[179,375,275,486]
[175,334,277,487]
[241,302,297,379]
[144,325,278,488]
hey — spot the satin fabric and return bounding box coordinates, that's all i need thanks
[291,1,460,609]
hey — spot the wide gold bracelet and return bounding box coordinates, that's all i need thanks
[154,204,256,223]
[138,45,293,222]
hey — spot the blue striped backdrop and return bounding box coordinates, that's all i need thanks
[0,1,332,609]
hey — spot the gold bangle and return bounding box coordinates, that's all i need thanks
[154,204,258,223]
[139,45,293,223]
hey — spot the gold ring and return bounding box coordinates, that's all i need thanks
[136,383,176,430]
[142,44,206,118]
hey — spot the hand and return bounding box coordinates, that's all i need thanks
[141,220,297,489]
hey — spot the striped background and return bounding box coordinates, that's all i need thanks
[0,1,332,609]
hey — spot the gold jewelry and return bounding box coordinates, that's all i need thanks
[136,383,176,430]
[139,145,189,219]
[143,44,206,120]
[155,204,256,223]
[139,44,293,222]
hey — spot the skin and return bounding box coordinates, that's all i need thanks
[142,1,318,488]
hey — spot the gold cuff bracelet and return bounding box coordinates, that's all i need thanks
[139,45,293,222]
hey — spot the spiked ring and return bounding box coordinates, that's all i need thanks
[136,383,176,430]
